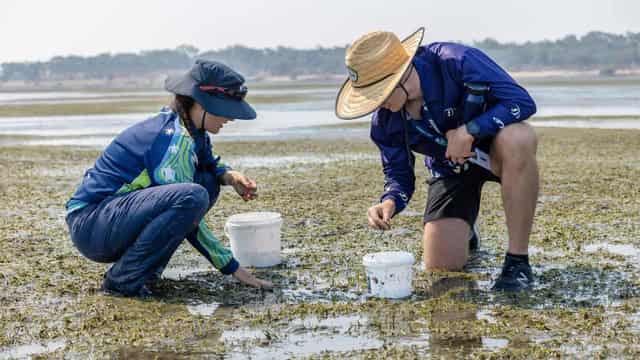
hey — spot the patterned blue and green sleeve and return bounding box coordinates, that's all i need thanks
[150,119,238,274]
[189,222,239,274]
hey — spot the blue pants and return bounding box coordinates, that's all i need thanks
[66,172,221,295]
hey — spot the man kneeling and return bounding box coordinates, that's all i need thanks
[335,28,539,292]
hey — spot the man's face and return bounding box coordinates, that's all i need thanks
[380,86,408,112]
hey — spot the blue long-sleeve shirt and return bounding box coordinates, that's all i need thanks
[371,43,537,215]
[65,108,238,274]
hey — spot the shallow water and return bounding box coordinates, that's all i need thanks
[583,242,640,258]
[186,302,221,317]
[1,81,639,148]
[222,315,382,359]
[0,91,165,104]
[0,110,369,147]
[0,339,66,359]
[531,118,640,129]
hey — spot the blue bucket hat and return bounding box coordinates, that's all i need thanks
[164,60,256,120]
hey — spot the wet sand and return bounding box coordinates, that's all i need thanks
[1,126,640,358]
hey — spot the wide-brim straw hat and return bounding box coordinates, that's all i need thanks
[335,27,425,120]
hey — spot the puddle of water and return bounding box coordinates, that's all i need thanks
[221,329,267,343]
[187,302,221,317]
[287,314,367,330]
[481,337,509,350]
[583,242,640,257]
[225,153,377,169]
[281,288,362,303]
[0,339,66,359]
[476,309,498,324]
[223,315,383,359]
[252,333,381,358]
[161,266,210,281]
[629,312,640,333]
[528,245,565,258]
[397,210,423,217]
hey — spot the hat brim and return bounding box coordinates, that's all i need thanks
[335,27,425,120]
[192,87,257,120]
[164,75,256,120]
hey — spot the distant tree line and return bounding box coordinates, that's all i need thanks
[1,31,639,83]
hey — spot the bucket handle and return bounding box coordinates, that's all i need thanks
[224,222,230,240]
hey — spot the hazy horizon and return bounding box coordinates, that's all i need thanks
[2,0,639,63]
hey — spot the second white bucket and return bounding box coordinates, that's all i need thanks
[225,212,283,267]
[362,251,415,299]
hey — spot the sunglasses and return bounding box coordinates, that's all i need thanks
[199,85,248,100]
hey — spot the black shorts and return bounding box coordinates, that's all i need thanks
[423,151,501,228]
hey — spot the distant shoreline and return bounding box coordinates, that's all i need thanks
[2,69,640,92]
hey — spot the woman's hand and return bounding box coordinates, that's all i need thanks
[223,170,258,201]
[232,266,274,289]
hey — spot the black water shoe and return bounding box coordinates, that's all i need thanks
[102,274,153,298]
[491,253,534,292]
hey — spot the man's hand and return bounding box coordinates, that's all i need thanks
[232,266,274,289]
[445,125,475,164]
[367,199,396,230]
[222,170,258,201]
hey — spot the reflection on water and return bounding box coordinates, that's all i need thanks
[222,315,382,359]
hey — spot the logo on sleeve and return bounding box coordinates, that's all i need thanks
[493,117,505,129]
[510,105,521,119]
[160,167,176,182]
[444,108,456,118]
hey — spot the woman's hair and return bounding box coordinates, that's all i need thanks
[170,95,199,135]
[171,94,195,121]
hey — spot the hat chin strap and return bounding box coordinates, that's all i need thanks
[398,65,414,102]
[399,83,410,103]
[200,110,207,132]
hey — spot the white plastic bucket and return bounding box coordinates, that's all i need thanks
[224,212,283,267]
[362,251,415,299]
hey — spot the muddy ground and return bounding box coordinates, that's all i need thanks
[1,126,639,359]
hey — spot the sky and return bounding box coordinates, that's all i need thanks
[1,0,639,62]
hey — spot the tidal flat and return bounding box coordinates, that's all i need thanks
[1,126,639,358]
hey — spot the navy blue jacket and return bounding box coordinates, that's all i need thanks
[66,109,238,273]
[371,43,536,215]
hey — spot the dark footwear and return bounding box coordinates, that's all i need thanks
[469,224,480,252]
[102,274,153,298]
[491,255,534,292]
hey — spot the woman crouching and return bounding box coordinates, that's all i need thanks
[65,60,272,297]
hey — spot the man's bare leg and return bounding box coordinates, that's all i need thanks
[423,218,470,271]
[491,122,539,255]
[489,122,538,291]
